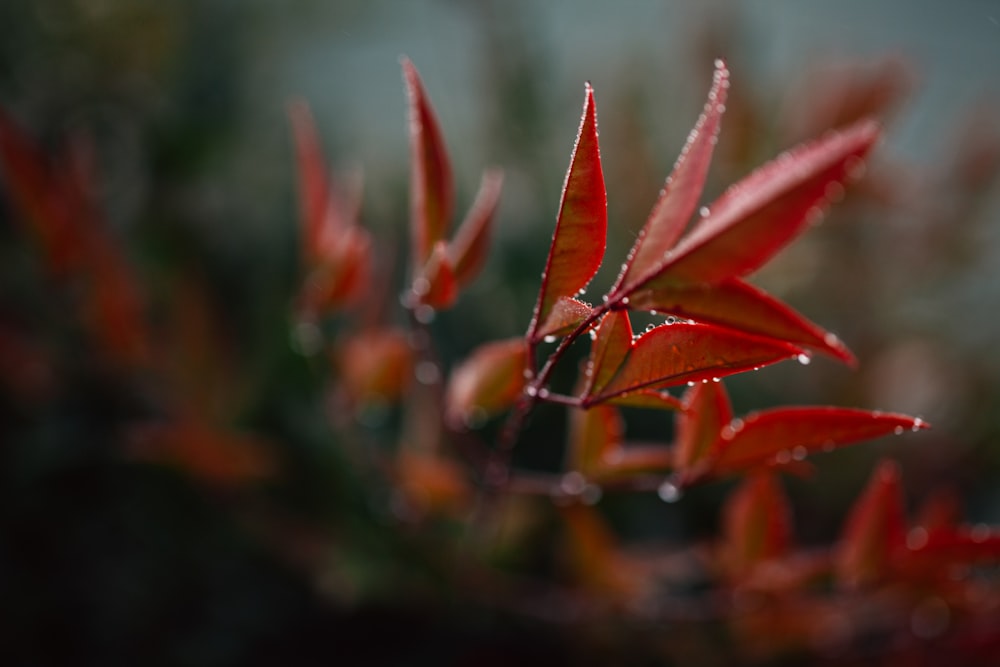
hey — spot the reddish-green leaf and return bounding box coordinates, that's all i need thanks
[589,323,801,403]
[709,408,927,478]
[721,471,793,579]
[627,278,855,365]
[568,404,624,477]
[674,380,732,471]
[449,168,503,288]
[607,389,683,411]
[835,459,907,588]
[527,83,607,342]
[583,310,633,397]
[402,58,454,268]
[533,296,593,341]
[644,119,880,288]
[445,337,527,428]
[614,60,729,294]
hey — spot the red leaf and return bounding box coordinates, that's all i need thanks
[402,58,454,268]
[673,380,732,471]
[445,337,527,428]
[627,278,855,365]
[720,471,793,579]
[288,99,341,262]
[708,408,927,478]
[613,60,729,294]
[413,241,458,309]
[534,296,594,341]
[835,459,907,588]
[527,83,607,342]
[583,309,632,397]
[588,323,801,404]
[449,168,503,289]
[299,224,372,316]
[0,107,86,275]
[643,119,880,288]
[560,504,644,601]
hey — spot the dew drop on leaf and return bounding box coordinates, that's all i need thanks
[658,480,681,503]
[775,449,792,464]
[792,445,807,461]
[415,360,440,385]
[699,205,710,217]
[525,386,538,397]
[893,425,904,435]
[560,471,586,496]
[797,353,812,365]
[543,335,557,343]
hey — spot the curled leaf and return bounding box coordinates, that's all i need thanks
[445,337,527,428]
[527,83,607,342]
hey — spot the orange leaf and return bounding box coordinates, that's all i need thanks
[445,337,527,428]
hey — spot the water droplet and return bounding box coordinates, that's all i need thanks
[912,417,924,431]
[720,425,735,440]
[907,527,928,551]
[824,181,845,203]
[414,304,436,324]
[712,377,720,383]
[686,381,696,387]
[525,386,538,397]
[588,329,598,340]
[699,205,711,217]
[621,297,630,306]
[560,471,586,496]
[537,388,551,399]
[714,57,724,69]
[824,332,840,346]
[797,353,812,365]
[412,277,431,296]
[658,480,681,503]
[415,361,440,385]
[543,335,557,344]
[775,450,792,464]
[730,418,745,432]
[649,310,658,316]
[665,316,677,325]
[645,324,655,333]
[716,104,726,113]
[523,369,534,379]
[792,445,807,461]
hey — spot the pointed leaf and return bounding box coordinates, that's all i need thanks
[402,58,454,267]
[721,471,793,578]
[709,407,928,478]
[615,60,728,293]
[534,296,594,341]
[583,310,632,397]
[644,119,880,288]
[835,459,907,588]
[527,84,607,341]
[445,337,527,428]
[674,380,732,471]
[628,278,855,364]
[590,323,801,403]
[449,168,503,288]
[299,224,372,315]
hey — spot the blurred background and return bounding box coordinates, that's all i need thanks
[2,0,1000,664]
